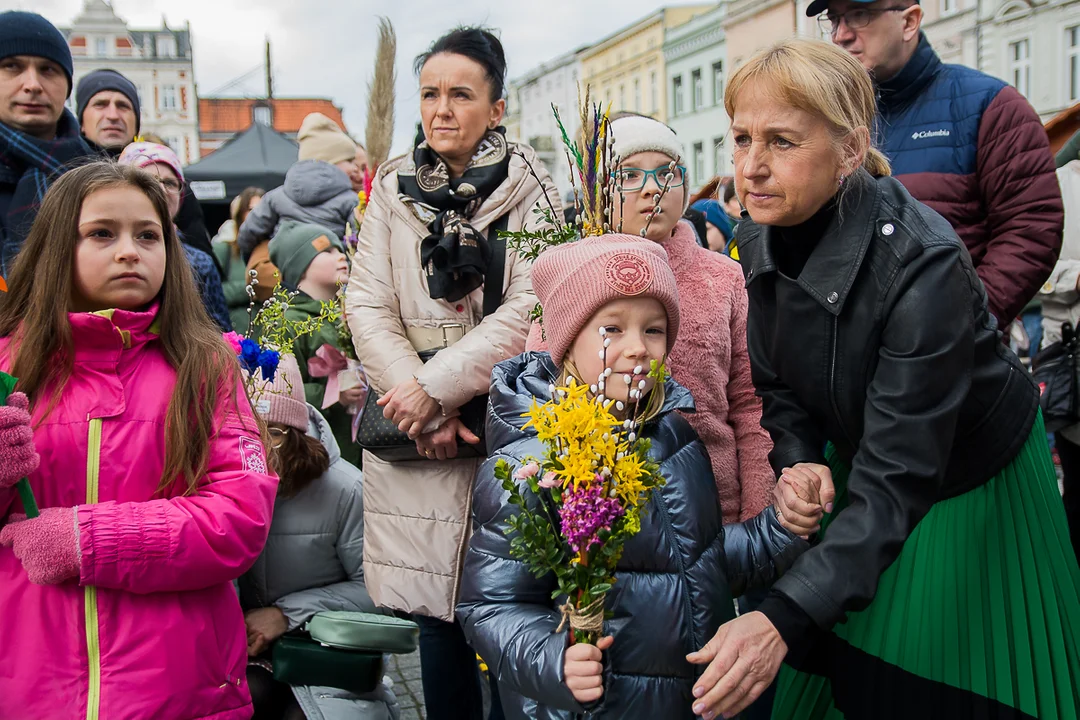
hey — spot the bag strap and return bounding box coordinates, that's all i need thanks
[483,215,510,319]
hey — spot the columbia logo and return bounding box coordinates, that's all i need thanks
[912,129,951,140]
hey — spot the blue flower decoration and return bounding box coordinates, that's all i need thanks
[258,349,280,383]
[239,338,261,374]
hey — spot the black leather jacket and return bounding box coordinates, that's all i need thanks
[457,352,805,719]
[737,169,1038,636]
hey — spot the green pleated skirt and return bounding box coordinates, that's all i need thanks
[772,413,1080,720]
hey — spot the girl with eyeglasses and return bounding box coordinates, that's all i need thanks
[118,142,232,331]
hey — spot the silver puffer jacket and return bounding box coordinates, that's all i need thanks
[240,404,399,720]
[457,352,806,719]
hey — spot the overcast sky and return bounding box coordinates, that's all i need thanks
[20,0,677,156]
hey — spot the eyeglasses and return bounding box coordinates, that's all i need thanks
[817,6,908,34]
[612,165,687,192]
[268,427,290,449]
[159,179,183,195]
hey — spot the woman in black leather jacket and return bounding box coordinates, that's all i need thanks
[687,39,1080,720]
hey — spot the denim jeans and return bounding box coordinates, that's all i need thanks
[414,615,504,720]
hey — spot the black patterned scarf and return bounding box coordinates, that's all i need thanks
[398,126,511,303]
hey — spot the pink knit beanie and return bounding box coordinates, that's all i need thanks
[532,234,681,366]
[250,354,309,432]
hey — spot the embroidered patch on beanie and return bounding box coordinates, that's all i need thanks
[605,253,653,296]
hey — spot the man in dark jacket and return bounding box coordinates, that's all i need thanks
[74,68,219,272]
[75,68,140,158]
[809,0,1063,327]
[0,11,94,275]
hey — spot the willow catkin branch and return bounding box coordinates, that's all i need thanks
[365,17,397,169]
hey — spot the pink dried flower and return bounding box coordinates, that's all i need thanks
[222,331,243,355]
[539,471,559,489]
[515,462,540,481]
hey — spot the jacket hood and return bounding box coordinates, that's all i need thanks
[284,160,354,207]
[305,402,341,465]
[486,351,695,456]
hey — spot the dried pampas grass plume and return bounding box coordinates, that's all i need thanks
[365,17,397,170]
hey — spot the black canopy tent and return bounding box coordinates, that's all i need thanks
[184,122,298,230]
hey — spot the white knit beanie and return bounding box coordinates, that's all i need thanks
[610,115,690,212]
[297,112,357,165]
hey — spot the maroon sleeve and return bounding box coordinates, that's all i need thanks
[975,85,1063,326]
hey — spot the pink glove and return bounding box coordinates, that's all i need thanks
[0,392,38,490]
[0,507,80,585]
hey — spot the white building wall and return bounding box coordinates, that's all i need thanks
[509,50,585,198]
[665,5,730,193]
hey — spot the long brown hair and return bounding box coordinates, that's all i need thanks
[0,161,254,495]
[267,422,330,498]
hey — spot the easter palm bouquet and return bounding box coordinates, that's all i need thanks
[494,352,669,645]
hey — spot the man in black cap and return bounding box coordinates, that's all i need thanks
[806,0,1062,330]
[76,68,139,157]
[0,11,94,274]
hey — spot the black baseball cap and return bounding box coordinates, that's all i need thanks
[806,0,919,17]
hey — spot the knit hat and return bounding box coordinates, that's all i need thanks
[610,115,689,211]
[532,234,681,366]
[0,12,73,96]
[297,112,357,165]
[251,354,309,431]
[269,220,345,290]
[76,69,141,133]
[118,142,184,183]
[691,199,734,240]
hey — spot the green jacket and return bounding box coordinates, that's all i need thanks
[213,242,253,336]
[286,293,361,467]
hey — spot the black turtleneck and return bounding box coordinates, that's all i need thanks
[773,195,838,279]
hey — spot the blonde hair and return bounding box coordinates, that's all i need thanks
[559,358,667,426]
[725,38,891,178]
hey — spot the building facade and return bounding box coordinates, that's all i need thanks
[505,47,586,196]
[665,4,731,191]
[62,0,200,163]
[580,5,715,124]
[197,98,347,157]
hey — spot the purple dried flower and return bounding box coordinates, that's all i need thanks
[559,476,624,553]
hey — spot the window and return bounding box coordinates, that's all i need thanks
[160,84,178,111]
[619,84,626,110]
[651,71,658,113]
[714,136,727,175]
[693,142,705,187]
[673,75,684,116]
[95,37,107,56]
[1008,39,1031,97]
[712,62,724,106]
[941,0,957,13]
[252,105,272,125]
[692,69,703,111]
[156,34,176,58]
[634,78,641,112]
[1069,27,1080,103]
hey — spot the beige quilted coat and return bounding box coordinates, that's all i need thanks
[345,143,559,621]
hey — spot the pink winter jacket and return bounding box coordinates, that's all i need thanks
[527,222,775,522]
[0,307,278,720]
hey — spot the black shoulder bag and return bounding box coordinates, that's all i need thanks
[356,216,508,462]
[1032,321,1080,434]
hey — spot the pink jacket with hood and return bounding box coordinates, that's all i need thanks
[0,306,278,720]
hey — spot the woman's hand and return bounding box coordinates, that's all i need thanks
[774,462,836,537]
[377,378,440,438]
[687,612,787,720]
[245,607,288,657]
[564,635,614,704]
[414,417,481,461]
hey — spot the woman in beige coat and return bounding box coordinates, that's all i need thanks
[344,27,558,720]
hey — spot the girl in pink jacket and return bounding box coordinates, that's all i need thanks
[0,161,278,720]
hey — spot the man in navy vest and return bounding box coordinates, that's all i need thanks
[809,0,1063,328]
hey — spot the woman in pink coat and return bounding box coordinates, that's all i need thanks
[0,162,278,720]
